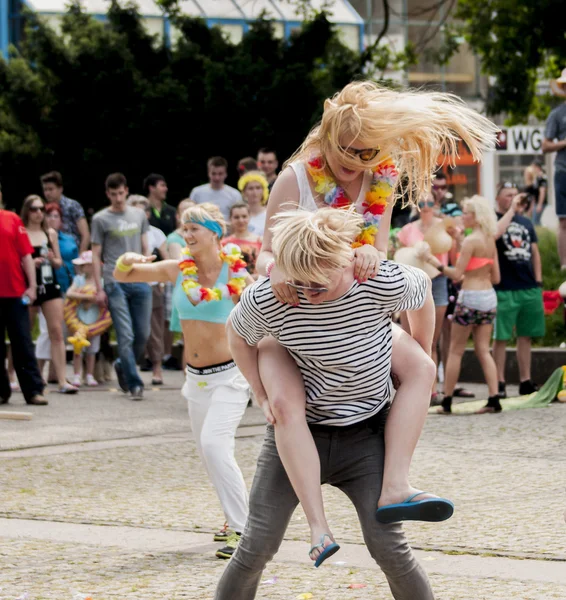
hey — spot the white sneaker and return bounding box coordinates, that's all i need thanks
[72,374,82,387]
[86,374,98,387]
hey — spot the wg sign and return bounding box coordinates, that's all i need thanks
[496,127,543,154]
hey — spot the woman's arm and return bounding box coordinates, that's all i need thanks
[48,229,63,269]
[113,253,177,283]
[256,167,300,275]
[427,238,474,281]
[374,197,394,258]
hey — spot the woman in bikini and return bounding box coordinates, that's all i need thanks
[396,192,456,402]
[113,203,253,560]
[254,81,499,564]
[423,195,501,414]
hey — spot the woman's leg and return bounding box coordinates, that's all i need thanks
[472,325,498,397]
[441,323,471,413]
[41,298,73,389]
[258,337,333,559]
[377,325,437,508]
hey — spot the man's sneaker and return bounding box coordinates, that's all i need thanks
[131,386,144,401]
[114,360,128,393]
[215,532,241,559]
[213,522,229,542]
[519,380,539,396]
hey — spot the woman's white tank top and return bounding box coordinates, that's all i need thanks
[289,162,372,213]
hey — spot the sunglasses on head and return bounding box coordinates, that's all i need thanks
[498,181,518,192]
[287,282,329,294]
[29,206,45,212]
[418,200,435,209]
[338,145,380,162]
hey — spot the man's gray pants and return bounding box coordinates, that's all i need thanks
[214,409,434,600]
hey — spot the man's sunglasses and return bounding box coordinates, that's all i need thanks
[432,184,447,190]
[418,200,435,209]
[29,206,45,212]
[497,181,518,193]
[287,282,329,293]
[339,145,380,162]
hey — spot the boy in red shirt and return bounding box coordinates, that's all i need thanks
[0,205,47,405]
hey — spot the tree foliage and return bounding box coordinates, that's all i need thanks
[456,0,566,123]
[0,2,365,210]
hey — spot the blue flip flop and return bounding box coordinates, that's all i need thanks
[309,534,340,568]
[376,491,454,524]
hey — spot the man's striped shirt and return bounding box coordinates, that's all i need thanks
[230,261,429,426]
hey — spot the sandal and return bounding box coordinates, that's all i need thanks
[57,384,78,394]
[309,534,340,568]
[376,492,454,524]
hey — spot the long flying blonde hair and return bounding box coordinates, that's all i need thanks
[286,81,499,205]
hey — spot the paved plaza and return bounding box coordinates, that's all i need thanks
[1,371,565,599]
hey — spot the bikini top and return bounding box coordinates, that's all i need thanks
[172,261,234,324]
[458,253,494,271]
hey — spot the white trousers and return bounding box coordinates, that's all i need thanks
[182,363,249,532]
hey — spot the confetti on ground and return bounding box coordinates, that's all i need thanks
[262,576,278,584]
[348,583,367,589]
[296,594,313,600]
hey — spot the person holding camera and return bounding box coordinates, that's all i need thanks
[492,182,545,399]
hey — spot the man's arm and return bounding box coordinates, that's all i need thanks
[541,138,566,154]
[405,282,434,355]
[531,242,542,284]
[91,243,106,306]
[21,254,37,303]
[495,194,524,240]
[77,217,90,253]
[226,318,272,422]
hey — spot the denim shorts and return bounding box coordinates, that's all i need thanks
[431,274,449,307]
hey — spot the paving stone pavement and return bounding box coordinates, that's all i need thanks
[1,373,565,599]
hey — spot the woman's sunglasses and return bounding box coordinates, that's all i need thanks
[29,206,45,213]
[287,282,329,294]
[418,200,435,209]
[339,146,380,162]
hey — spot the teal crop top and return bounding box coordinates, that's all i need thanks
[171,262,235,326]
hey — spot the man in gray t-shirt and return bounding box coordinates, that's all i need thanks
[543,69,566,266]
[91,173,152,400]
[189,156,241,221]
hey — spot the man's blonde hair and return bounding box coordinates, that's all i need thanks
[462,195,497,237]
[271,208,362,285]
[181,202,227,237]
[286,81,499,206]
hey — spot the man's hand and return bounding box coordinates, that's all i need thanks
[33,257,44,267]
[24,287,37,303]
[254,393,275,424]
[95,290,108,308]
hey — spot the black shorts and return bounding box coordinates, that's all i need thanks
[33,284,62,306]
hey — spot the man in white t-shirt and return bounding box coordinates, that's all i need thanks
[215,208,437,600]
[189,156,241,221]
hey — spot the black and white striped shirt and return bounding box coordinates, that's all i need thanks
[230,261,429,426]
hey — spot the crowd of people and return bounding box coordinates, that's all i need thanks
[0,150,273,404]
[0,76,563,600]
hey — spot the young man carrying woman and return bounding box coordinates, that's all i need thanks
[253,81,499,564]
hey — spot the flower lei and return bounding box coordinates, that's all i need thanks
[306,157,398,248]
[178,243,248,303]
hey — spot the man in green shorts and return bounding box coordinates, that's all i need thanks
[493,183,545,398]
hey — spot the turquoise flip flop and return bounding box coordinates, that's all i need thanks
[376,491,454,524]
[309,534,340,568]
